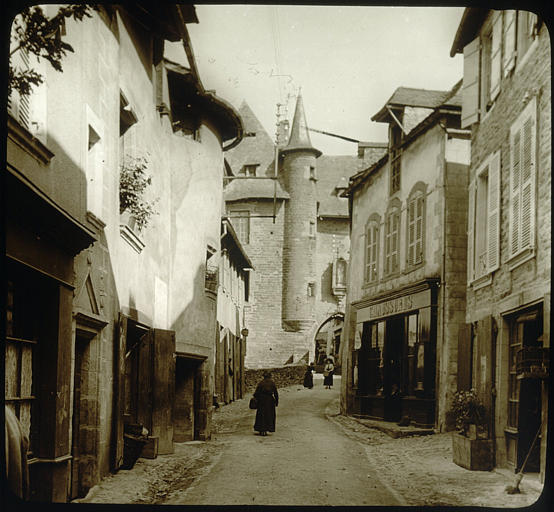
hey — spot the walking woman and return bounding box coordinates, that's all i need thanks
[323,358,335,389]
[253,372,279,436]
[303,362,315,389]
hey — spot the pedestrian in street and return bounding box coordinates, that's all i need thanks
[303,362,315,389]
[253,372,279,436]
[323,358,335,389]
[4,406,30,500]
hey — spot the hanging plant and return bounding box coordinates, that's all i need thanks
[119,154,159,232]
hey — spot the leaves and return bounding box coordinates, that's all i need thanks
[9,5,95,97]
[447,389,487,435]
[120,155,160,232]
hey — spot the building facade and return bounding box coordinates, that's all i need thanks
[340,82,471,429]
[223,97,385,369]
[214,218,254,406]
[451,8,550,481]
[6,4,242,501]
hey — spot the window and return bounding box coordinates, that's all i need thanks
[230,210,250,245]
[86,105,105,220]
[467,152,500,284]
[364,215,380,283]
[517,10,538,62]
[384,204,400,276]
[509,98,536,262]
[309,165,316,181]
[307,282,315,297]
[359,321,384,395]
[240,164,258,177]
[205,246,218,293]
[309,220,315,237]
[389,125,402,194]
[406,186,426,268]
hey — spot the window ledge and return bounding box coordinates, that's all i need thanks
[507,247,535,271]
[8,114,54,165]
[403,261,425,274]
[120,224,145,253]
[86,210,106,231]
[470,273,493,291]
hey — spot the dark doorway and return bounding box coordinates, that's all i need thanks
[70,334,88,500]
[517,379,541,472]
[174,357,202,442]
[384,316,404,422]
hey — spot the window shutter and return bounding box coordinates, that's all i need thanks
[510,130,521,255]
[408,201,415,265]
[490,12,502,100]
[462,37,481,128]
[520,114,536,249]
[457,323,472,391]
[487,151,501,272]
[503,10,516,76]
[467,181,475,283]
[364,229,369,282]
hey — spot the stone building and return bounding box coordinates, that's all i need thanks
[214,217,254,407]
[6,4,241,501]
[223,97,385,369]
[450,8,550,481]
[340,81,471,429]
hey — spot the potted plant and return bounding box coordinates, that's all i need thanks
[447,389,493,471]
[119,154,159,232]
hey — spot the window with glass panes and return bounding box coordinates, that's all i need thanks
[385,209,400,275]
[230,210,250,245]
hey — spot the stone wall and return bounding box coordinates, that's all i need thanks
[245,365,306,393]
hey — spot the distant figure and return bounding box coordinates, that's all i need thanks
[4,406,30,500]
[323,358,335,389]
[303,362,315,389]
[253,372,279,436]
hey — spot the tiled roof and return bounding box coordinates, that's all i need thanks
[282,93,322,157]
[316,155,359,218]
[372,87,451,122]
[224,178,289,202]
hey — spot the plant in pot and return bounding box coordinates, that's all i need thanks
[447,389,493,471]
[119,154,159,232]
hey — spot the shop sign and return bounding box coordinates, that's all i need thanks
[356,289,431,322]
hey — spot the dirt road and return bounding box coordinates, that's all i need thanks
[164,376,403,506]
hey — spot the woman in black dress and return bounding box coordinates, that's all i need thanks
[323,358,335,389]
[253,372,279,436]
[303,362,315,389]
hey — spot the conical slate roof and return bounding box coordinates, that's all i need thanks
[282,93,322,157]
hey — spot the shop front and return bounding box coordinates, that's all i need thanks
[352,279,439,428]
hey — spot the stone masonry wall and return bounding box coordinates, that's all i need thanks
[245,365,306,393]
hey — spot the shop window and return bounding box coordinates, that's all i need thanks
[230,210,250,245]
[364,214,380,284]
[509,97,536,265]
[404,314,424,396]
[467,151,500,284]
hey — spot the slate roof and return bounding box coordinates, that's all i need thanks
[282,93,322,157]
[224,178,289,202]
[372,87,452,122]
[316,155,359,218]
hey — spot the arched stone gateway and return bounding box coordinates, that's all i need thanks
[308,312,345,369]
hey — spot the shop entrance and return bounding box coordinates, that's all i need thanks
[383,316,404,422]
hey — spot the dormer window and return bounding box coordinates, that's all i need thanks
[240,164,258,177]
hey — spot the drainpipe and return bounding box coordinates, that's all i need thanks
[440,122,448,432]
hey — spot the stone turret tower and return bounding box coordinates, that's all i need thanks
[280,93,322,331]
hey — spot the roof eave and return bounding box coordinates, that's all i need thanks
[450,8,489,57]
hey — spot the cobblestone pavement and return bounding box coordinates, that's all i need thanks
[76,378,546,507]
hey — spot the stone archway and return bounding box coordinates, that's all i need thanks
[308,312,345,369]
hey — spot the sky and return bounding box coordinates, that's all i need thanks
[177,5,466,155]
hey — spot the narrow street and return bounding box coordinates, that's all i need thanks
[77,376,543,507]
[165,376,400,506]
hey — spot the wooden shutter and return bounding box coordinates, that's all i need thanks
[408,201,415,265]
[490,12,502,100]
[114,313,128,470]
[520,113,536,249]
[487,151,501,271]
[415,196,424,264]
[503,10,517,76]
[467,181,476,283]
[510,129,521,255]
[462,37,481,128]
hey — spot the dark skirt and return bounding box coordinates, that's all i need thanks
[323,372,333,386]
[303,371,313,388]
[254,393,276,432]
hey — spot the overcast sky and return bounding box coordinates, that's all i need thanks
[182,5,465,155]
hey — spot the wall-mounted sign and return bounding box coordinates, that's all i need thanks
[356,289,431,323]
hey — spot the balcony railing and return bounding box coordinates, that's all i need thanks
[516,346,549,379]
